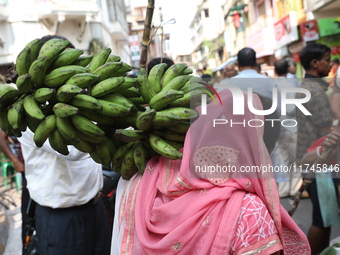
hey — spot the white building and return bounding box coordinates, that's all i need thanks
[0,0,130,76]
[190,0,225,72]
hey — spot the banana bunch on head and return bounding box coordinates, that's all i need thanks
[0,38,208,181]
[108,63,207,180]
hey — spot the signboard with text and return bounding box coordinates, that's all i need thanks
[300,20,319,42]
[129,35,141,61]
[317,17,340,37]
[274,12,299,48]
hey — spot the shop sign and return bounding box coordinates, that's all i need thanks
[300,20,319,42]
[317,17,340,37]
[274,12,299,48]
[293,53,300,62]
[129,35,141,61]
[331,46,338,55]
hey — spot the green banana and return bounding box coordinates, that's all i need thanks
[166,121,191,134]
[180,68,193,75]
[49,129,69,155]
[33,115,57,147]
[16,74,33,93]
[26,38,43,66]
[163,139,184,150]
[44,65,88,88]
[118,87,140,98]
[0,106,11,135]
[99,93,136,110]
[111,142,135,171]
[181,78,204,93]
[95,140,114,168]
[110,114,138,129]
[56,116,80,143]
[158,107,199,121]
[96,99,134,117]
[37,38,70,66]
[113,62,132,77]
[72,55,94,67]
[89,150,101,164]
[50,48,84,69]
[152,111,182,127]
[106,54,121,63]
[128,97,146,106]
[90,77,125,98]
[161,63,188,88]
[148,134,183,160]
[148,63,167,94]
[71,114,106,139]
[120,149,136,180]
[93,61,123,81]
[7,96,25,130]
[149,89,184,111]
[79,109,114,125]
[28,56,50,87]
[135,108,156,131]
[114,77,138,92]
[56,84,84,102]
[65,73,100,89]
[88,48,112,73]
[161,75,190,91]
[53,102,79,118]
[70,138,94,153]
[0,85,20,104]
[77,129,107,144]
[154,129,185,142]
[23,94,45,121]
[114,129,146,142]
[133,141,148,174]
[15,47,31,76]
[137,68,156,103]
[25,113,41,133]
[168,89,204,108]
[70,94,102,110]
[34,87,55,103]
[16,39,43,75]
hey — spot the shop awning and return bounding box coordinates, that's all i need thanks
[213,56,238,72]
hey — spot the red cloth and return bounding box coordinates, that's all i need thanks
[307,136,336,164]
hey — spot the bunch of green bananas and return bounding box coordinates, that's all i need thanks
[0,38,208,180]
[106,63,207,179]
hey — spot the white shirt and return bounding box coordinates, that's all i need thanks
[286,73,300,87]
[18,129,103,208]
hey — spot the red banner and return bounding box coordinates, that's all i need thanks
[331,46,338,55]
[293,53,300,62]
[300,20,319,42]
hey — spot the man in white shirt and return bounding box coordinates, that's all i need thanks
[274,59,302,198]
[216,47,286,183]
[16,35,111,255]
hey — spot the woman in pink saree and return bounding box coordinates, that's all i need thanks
[111,89,310,255]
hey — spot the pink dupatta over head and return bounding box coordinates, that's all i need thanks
[117,89,310,254]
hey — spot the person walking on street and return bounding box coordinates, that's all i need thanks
[295,43,333,255]
[14,35,111,255]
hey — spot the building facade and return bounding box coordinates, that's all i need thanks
[0,0,130,76]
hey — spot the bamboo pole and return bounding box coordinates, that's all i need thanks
[139,0,155,69]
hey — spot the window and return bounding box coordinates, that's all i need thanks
[204,9,209,18]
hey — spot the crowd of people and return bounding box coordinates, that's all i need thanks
[1,35,340,255]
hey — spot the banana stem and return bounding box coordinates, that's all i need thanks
[139,0,155,69]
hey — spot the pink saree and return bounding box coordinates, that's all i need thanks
[113,89,310,255]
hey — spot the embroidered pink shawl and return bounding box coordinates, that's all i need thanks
[118,89,310,254]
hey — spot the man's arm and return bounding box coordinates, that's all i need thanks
[331,83,340,120]
[0,130,24,172]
